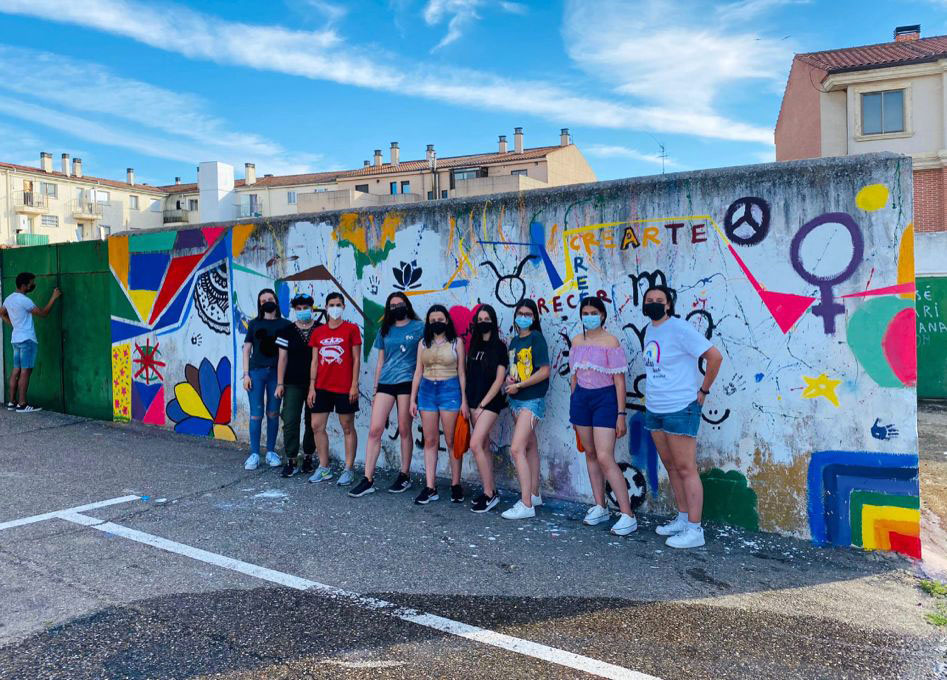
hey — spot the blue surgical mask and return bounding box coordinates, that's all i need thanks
[515,315,533,330]
[582,314,602,330]
[295,309,313,322]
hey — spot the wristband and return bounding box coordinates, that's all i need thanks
[699,388,710,395]
[617,411,627,415]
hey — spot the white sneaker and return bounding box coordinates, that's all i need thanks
[666,525,705,549]
[583,504,609,526]
[265,451,281,467]
[656,515,688,536]
[501,500,536,520]
[337,468,356,486]
[610,513,638,536]
[309,466,334,483]
[531,494,543,507]
[244,453,260,470]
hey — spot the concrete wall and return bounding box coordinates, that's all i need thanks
[106,153,921,556]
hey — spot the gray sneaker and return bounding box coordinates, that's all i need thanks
[337,468,356,486]
[308,466,333,483]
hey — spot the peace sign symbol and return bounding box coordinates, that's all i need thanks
[724,197,770,246]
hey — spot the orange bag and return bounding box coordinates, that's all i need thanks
[453,413,471,459]
[574,427,585,453]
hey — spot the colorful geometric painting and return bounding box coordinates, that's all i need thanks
[165,357,235,441]
[111,343,131,423]
[807,450,921,558]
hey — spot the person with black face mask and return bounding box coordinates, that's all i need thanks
[464,304,509,513]
[640,285,723,549]
[242,288,291,471]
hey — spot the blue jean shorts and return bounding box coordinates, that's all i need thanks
[570,385,618,429]
[509,396,545,423]
[418,377,462,412]
[645,400,701,438]
[12,340,38,370]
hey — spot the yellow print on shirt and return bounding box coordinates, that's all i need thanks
[512,346,534,382]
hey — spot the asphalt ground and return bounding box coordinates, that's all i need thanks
[0,412,944,679]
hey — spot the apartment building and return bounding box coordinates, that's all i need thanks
[0,153,165,245]
[775,25,947,234]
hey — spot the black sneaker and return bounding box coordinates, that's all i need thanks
[5,402,15,411]
[471,492,500,513]
[300,456,315,475]
[349,477,375,498]
[450,484,464,503]
[281,460,298,478]
[15,404,41,413]
[414,487,439,505]
[388,472,411,494]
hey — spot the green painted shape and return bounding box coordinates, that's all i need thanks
[232,263,271,279]
[129,231,177,253]
[846,296,914,388]
[362,297,386,361]
[699,468,759,531]
[59,240,107,274]
[916,277,947,398]
[849,490,920,547]
[339,239,396,278]
[109,275,140,322]
[60,270,113,420]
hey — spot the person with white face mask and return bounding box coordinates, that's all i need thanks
[306,292,362,485]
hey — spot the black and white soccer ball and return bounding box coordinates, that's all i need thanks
[605,462,647,511]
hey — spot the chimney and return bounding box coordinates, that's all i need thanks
[245,162,256,185]
[40,152,53,173]
[126,168,135,185]
[514,127,524,153]
[560,128,571,146]
[363,160,370,167]
[73,158,83,178]
[498,135,507,153]
[374,149,383,167]
[62,153,71,177]
[426,144,435,162]
[390,142,400,167]
[894,24,920,42]
[175,176,181,185]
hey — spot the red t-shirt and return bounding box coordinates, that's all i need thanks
[308,321,362,393]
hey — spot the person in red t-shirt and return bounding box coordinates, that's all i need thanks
[307,292,362,486]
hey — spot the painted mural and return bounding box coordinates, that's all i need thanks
[108,156,920,556]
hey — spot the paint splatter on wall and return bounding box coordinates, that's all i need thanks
[108,155,919,555]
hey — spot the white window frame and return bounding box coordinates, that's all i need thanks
[94,189,110,203]
[852,80,913,141]
[40,181,58,198]
[511,169,528,177]
[41,214,59,228]
[129,195,139,210]
[287,191,297,204]
[188,198,199,211]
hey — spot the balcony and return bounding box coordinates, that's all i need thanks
[15,233,50,246]
[297,190,421,213]
[14,192,50,214]
[71,200,104,220]
[236,203,263,218]
[163,208,189,225]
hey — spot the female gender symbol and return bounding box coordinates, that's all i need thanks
[789,212,864,334]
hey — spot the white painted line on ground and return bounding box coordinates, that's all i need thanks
[60,511,658,680]
[0,495,140,532]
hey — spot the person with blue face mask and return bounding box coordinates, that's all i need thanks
[274,294,319,478]
[568,297,636,536]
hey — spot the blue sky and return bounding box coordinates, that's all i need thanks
[0,0,944,186]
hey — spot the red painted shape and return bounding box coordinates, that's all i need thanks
[449,304,482,352]
[148,254,203,324]
[888,531,922,559]
[201,227,228,246]
[726,244,815,333]
[215,385,232,424]
[142,385,166,425]
[882,308,917,386]
[841,282,915,299]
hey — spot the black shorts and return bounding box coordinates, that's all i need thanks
[376,381,412,397]
[312,389,359,414]
[470,392,507,414]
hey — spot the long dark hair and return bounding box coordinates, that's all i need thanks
[579,296,608,336]
[642,285,676,317]
[469,303,504,357]
[423,304,457,347]
[513,298,542,332]
[380,292,418,337]
[256,288,281,320]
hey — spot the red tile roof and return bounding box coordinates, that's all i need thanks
[0,161,167,193]
[797,34,947,74]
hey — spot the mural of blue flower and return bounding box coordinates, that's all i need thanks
[166,356,235,440]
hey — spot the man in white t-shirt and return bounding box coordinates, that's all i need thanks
[0,272,61,413]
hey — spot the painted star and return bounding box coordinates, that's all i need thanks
[801,373,842,407]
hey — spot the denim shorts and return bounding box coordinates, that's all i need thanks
[645,400,701,438]
[570,385,618,429]
[12,340,38,370]
[417,377,462,412]
[509,397,545,423]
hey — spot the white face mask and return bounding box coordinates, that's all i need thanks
[327,306,343,320]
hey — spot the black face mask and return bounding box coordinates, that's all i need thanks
[476,321,493,335]
[643,302,667,321]
[27,283,36,293]
[261,301,278,314]
[429,321,448,335]
[391,306,408,321]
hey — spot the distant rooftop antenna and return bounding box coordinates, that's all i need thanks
[648,134,667,174]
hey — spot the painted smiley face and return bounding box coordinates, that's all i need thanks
[701,408,731,430]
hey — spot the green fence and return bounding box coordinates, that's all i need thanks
[917,276,947,399]
[1,241,113,418]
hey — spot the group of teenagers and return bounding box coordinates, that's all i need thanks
[242,284,723,550]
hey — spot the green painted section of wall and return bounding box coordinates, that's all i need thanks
[129,231,177,253]
[700,468,760,531]
[917,276,947,399]
[109,276,140,322]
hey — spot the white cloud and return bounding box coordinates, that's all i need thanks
[584,143,677,168]
[715,0,810,23]
[499,1,527,15]
[0,121,48,167]
[0,0,774,144]
[424,0,483,50]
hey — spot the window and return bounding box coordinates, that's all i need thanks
[150,199,161,212]
[40,182,57,198]
[400,181,411,194]
[188,199,198,211]
[129,195,139,210]
[95,190,110,203]
[355,184,369,193]
[389,181,398,195]
[861,89,904,135]
[450,167,486,189]
[441,190,448,199]
[240,194,259,217]
[287,191,297,204]
[41,215,59,228]
[511,169,527,177]
[427,191,434,200]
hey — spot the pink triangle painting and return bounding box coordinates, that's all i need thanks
[727,244,815,334]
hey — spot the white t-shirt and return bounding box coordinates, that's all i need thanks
[3,292,37,344]
[643,317,712,414]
